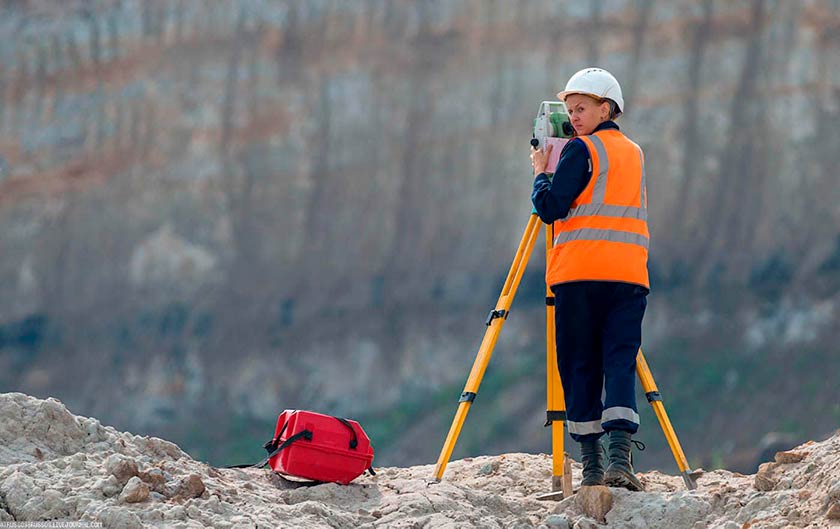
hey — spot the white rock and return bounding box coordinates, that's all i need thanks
[605,489,711,528]
[573,518,600,529]
[543,514,570,528]
[186,504,203,519]
[0,470,36,508]
[776,477,793,489]
[165,505,187,521]
[99,475,122,497]
[0,393,837,529]
[828,479,840,502]
[69,453,86,470]
[98,507,144,529]
[736,495,773,522]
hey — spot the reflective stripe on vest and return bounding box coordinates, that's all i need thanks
[566,203,647,221]
[589,134,610,204]
[639,144,647,209]
[546,129,650,288]
[553,134,648,250]
[554,228,649,249]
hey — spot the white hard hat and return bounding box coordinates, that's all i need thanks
[556,67,624,117]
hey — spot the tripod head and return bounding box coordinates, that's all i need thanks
[531,101,573,175]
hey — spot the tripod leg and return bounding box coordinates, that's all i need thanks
[544,224,570,495]
[636,348,697,490]
[432,214,543,481]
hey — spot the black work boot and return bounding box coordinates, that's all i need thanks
[604,430,645,491]
[579,438,605,486]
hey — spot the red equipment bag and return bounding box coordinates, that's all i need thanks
[257,410,375,485]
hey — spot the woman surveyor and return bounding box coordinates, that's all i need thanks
[530,67,650,491]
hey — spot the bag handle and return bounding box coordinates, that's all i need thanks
[333,417,359,450]
[262,421,289,454]
[334,417,376,476]
[226,428,312,469]
[254,429,312,468]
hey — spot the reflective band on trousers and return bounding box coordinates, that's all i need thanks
[601,406,640,425]
[567,419,604,435]
[567,408,640,435]
[566,203,647,221]
[553,228,650,249]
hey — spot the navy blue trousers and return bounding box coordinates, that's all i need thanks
[552,281,648,442]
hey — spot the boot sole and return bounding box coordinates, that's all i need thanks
[604,470,645,492]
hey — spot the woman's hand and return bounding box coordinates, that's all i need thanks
[530,144,553,176]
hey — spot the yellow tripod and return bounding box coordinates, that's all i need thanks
[431,213,697,495]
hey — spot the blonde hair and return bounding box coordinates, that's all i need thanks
[581,94,617,121]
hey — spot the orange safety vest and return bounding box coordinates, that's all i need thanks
[545,129,650,288]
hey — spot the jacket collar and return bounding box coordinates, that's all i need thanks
[593,120,619,133]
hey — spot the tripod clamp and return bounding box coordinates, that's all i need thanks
[543,410,566,427]
[485,309,509,326]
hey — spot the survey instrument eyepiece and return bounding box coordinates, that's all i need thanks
[562,121,574,136]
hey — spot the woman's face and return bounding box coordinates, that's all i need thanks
[565,94,610,136]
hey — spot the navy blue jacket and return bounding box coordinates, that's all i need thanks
[531,121,620,224]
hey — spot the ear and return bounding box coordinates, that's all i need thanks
[600,101,611,120]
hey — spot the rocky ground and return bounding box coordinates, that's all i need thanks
[0,393,838,528]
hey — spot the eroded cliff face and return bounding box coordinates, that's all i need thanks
[0,1,838,469]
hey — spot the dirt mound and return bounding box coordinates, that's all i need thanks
[1,393,837,528]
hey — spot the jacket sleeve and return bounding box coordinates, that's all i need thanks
[531,139,592,224]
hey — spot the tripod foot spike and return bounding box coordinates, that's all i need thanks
[682,470,698,490]
[535,490,566,501]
